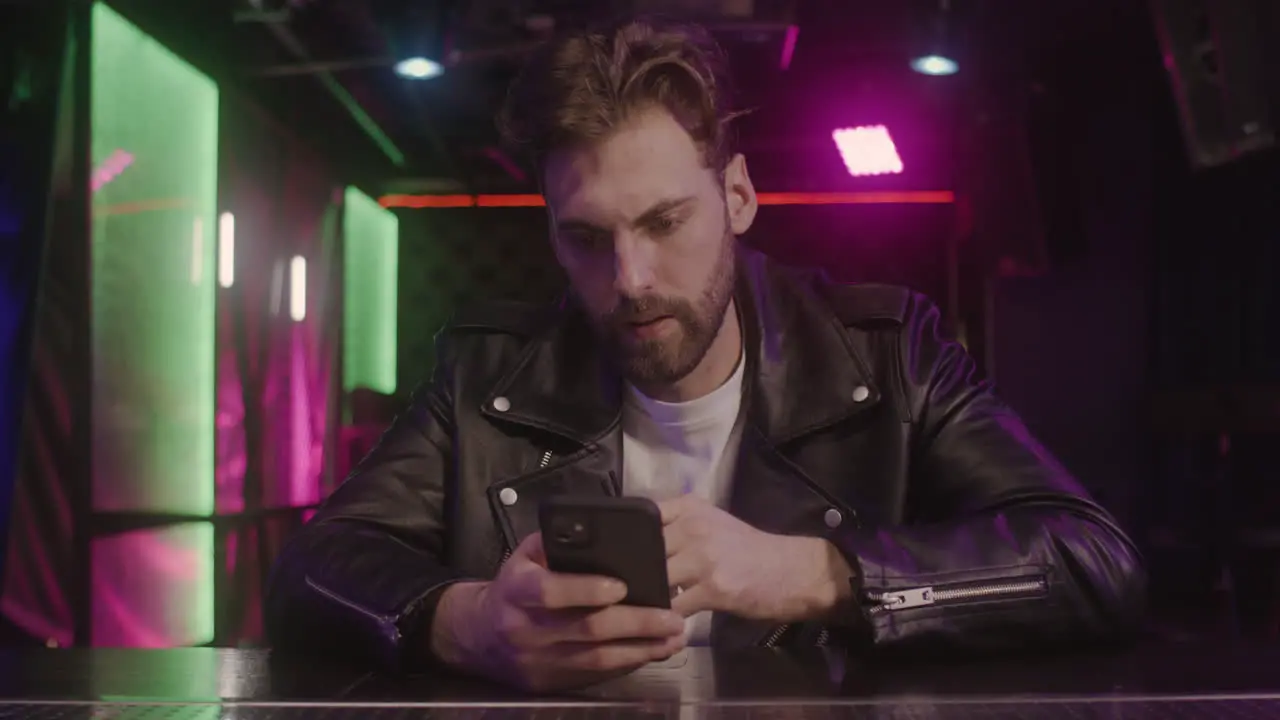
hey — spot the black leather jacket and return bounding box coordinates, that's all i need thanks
[266,248,1146,670]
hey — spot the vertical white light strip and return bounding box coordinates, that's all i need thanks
[218,212,235,288]
[289,255,307,321]
[191,216,204,284]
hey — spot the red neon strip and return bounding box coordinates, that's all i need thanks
[756,191,953,205]
[379,191,954,209]
[477,194,546,207]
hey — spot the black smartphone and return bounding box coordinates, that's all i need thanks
[538,495,671,609]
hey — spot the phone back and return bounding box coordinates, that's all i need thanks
[539,495,671,609]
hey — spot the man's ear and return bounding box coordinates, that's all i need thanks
[722,153,758,235]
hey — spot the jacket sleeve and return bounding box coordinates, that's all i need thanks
[834,296,1147,654]
[264,331,468,671]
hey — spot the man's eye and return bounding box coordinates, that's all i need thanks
[650,216,679,235]
[566,232,610,251]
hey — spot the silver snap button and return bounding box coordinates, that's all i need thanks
[499,487,518,506]
[492,396,511,412]
[851,385,870,403]
[823,507,843,529]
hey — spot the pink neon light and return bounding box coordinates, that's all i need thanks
[831,125,904,177]
[779,25,799,70]
[91,149,134,192]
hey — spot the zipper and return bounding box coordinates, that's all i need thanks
[761,624,790,647]
[868,577,1047,615]
[305,576,401,641]
[538,450,553,468]
[762,624,832,648]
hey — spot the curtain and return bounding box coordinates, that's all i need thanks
[214,93,340,645]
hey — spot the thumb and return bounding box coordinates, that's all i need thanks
[511,532,547,567]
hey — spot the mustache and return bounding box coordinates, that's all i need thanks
[607,296,684,324]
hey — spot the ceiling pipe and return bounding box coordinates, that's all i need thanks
[256,13,408,167]
[254,56,396,77]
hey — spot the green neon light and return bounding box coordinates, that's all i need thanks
[343,187,399,395]
[91,2,216,645]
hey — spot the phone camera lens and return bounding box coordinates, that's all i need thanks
[551,516,590,547]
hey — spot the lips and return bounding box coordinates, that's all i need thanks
[629,316,670,326]
[624,316,674,340]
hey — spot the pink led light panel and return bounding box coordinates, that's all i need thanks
[831,125,904,177]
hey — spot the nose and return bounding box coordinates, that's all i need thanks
[613,234,655,297]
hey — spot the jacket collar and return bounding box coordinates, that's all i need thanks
[481,247,882,446]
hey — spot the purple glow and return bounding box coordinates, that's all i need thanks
[91,150,134,192]
[779,25,799,70]
[832,125,904,177]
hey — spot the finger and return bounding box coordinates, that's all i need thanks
[511,569,628,610]
[558,605,686,643]
[657,494,696,525]
[662,518,694,558]
[670,584,713,618]
[556,635,688,673]
[510,532,547,566]
[665,550,701,590]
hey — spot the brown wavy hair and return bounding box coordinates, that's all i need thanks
[497,17,746,177]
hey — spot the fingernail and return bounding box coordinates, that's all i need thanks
[605,579,628,597]
[663,612,685,631]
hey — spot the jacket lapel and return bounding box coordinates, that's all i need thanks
[475,303,624,551]
[480,302,623,445]
[736,250,884,446]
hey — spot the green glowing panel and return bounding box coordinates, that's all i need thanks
[91,523,215,647]
[343,187,399,395]
[90,3,217,517]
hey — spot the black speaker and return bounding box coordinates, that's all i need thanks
[1149,0,1279,169]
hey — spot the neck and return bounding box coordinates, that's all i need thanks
[637,299,742,403]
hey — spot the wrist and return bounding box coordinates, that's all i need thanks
[789,536,856,622]
[427,580,489,670]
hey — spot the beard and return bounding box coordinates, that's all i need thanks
[596,230,737,388]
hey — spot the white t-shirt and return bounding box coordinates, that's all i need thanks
[621,353,746,644]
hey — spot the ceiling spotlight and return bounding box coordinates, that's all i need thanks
[394,57,444,80]
[911,0,958,76]
[385,0,448,81]
[910,54,958,76]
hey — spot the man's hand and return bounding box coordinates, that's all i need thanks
[660,494,855,622]
[429,533,687,693]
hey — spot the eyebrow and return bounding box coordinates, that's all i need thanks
[555,195,697,233]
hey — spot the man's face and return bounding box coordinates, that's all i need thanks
[543,107,758,387]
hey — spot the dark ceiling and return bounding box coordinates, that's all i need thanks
[104,0,1160,195]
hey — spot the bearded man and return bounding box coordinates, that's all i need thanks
[266,17,1146,693]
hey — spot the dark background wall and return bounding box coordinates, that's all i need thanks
[989,1,1164,532]
[396,208,564,394]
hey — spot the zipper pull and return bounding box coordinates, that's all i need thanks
[878,587,936,610]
